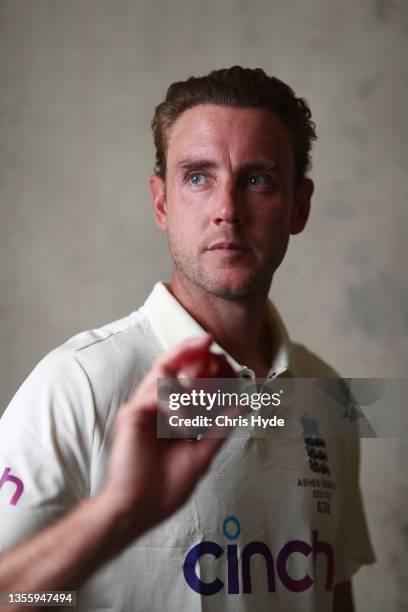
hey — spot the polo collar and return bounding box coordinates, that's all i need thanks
[141,282,290,379]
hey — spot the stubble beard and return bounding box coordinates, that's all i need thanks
[168,239,276,302]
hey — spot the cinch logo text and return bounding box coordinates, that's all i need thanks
[0,466,24,505]
[183,516,334,595]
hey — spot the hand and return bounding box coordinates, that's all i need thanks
[0,336,232,598]
[97,335,227,541]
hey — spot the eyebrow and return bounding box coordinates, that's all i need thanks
[177,159,218,171]
[177,159,282,173]
[240,161,282,173]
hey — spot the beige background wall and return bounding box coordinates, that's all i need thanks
[1,0,407,608]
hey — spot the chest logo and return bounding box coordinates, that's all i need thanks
[0,466,24,505]
[183,516,334,595]
[301,414,330,475]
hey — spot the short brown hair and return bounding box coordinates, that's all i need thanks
[151,66,317,184]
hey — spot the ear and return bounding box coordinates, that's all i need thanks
[149,174,167,230]
[290,178,314,235]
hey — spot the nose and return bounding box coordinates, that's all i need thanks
[211,183,241,226]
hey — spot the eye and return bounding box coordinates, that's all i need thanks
[247,174,270,187]
[188,172,207,186]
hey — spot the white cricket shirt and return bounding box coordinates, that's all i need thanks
[0,282,375,611]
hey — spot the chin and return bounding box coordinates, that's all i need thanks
[172,252,273,300]
[195,270,271,301]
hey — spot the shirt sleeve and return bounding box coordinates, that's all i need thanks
[333,437,376,584]
[0,349,95,552]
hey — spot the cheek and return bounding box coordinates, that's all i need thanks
[167,214,198,252]
[167,207,204,234]
[166,190,208,229]
[257,203,292,232]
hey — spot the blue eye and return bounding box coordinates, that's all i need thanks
[247,174,269,186]
[189,173,206,185]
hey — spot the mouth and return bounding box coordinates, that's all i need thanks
[207,242,251,252]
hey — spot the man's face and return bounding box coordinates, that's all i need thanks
[150,104,312,300]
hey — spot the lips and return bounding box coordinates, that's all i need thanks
[208,241,251,251]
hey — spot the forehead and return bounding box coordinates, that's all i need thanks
[166,104,293,169]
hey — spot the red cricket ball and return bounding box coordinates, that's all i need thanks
[178,347,236,379]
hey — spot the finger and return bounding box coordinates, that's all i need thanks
[194,435,226,465]
[155,334,213,375]
[183,436,226,479]
[127,334,213,407]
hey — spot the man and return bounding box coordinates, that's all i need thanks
[0,67,374,611]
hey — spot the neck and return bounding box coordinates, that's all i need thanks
[168,275,275,378]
